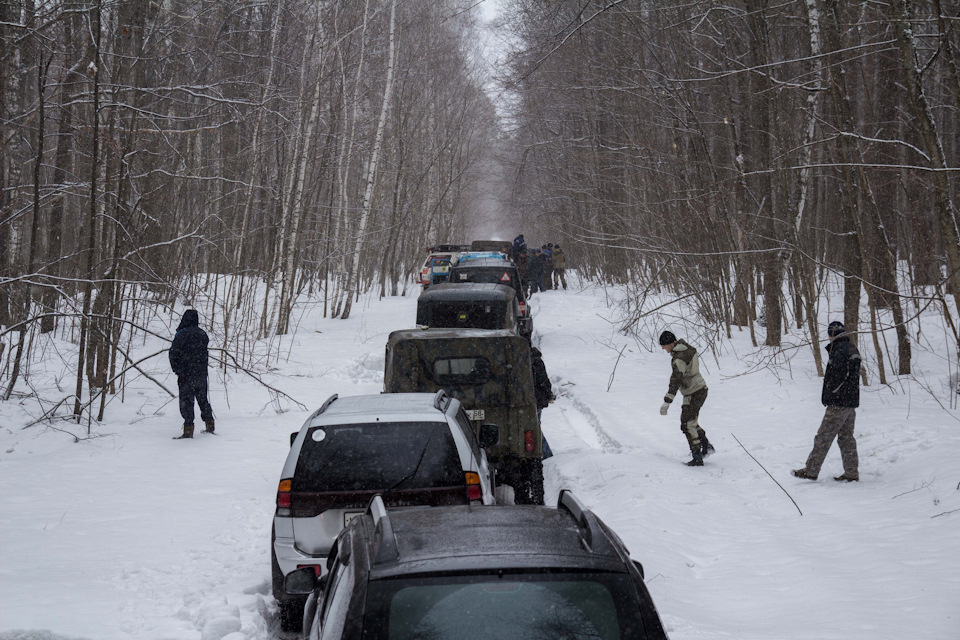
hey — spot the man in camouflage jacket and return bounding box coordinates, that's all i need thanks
[658,331,714,466]
[793,321,861,482]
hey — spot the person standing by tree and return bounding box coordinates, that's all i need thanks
[552,244,567,289]
[169,309,215,439]
[793,321,861,482]
[658,331,714,466]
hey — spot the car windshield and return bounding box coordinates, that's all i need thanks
[292,422,463,492]
[363,572,645,640]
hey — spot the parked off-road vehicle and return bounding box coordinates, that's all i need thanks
[448,258,532,337]
[469,239,512,253]
[419,244,470,288]
[416,283,522,335]
[384,328,544,504]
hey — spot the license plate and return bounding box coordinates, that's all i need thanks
[343,512,362,526]
[467,409,485,421]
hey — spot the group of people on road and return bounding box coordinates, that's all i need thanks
[658,321,862,482]
[168,260,861,485]
[511,234,567,295]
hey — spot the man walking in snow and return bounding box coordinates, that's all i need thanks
[169,309,215,439]
[659,331,714,466]
[552,244,567,290]
[793,321,861,482]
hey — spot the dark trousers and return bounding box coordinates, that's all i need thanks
[553,268,567,289]
[804,405,858,479]
[679,387,709,451]
[178,376,213,425]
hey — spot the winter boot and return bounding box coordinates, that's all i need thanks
[791,468,817,480]
[203,419,215,434]
[173,423,194,440]
[701,439,715,457]
[834,474,859,482]
[686,449,704,466]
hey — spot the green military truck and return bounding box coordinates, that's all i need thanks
[384,328,544,504]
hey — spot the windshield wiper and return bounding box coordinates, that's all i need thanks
[385,435,432,493]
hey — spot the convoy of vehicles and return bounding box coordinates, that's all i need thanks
[285,491,670,640]
[271,239,668,637]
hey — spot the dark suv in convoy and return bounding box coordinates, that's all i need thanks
[271,391,497,631]
[415,283,523,335]
[448,258,532,337]
[284,491,670,639]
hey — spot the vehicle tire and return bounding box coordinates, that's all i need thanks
[278,598,304,633]
[513,458,544,505]
[271,526,305,633]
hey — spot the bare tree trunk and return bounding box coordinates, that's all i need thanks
[74,0,102,425]
[341,0,398,320]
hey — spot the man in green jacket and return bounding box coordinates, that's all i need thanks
[659,331,715,466]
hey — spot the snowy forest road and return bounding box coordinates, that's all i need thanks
[1,282,959,640]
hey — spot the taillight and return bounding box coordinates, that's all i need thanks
[277,479,291,514]
[465,472,482,501]
[297,564,322,576]
[524,431,535,452]
[518,300,526,315]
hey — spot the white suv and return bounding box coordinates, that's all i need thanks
[271,390,497,631]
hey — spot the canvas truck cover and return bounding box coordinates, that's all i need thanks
[384,329,541,460]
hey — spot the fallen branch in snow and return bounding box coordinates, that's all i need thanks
[607,345,627,392]
[931,508,960,519]
[731,432,803,516]
[891,479,934,499]
[214,349,308,412]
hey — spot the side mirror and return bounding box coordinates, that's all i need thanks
[632,559,645,580]
[284,566,319,595]
[290,432,298,447]
[479,423,500,448]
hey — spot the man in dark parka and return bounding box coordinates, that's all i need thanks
[793,321,861,481]
[531,347,555,459]
[169,309,215,438]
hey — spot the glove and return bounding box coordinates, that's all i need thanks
[659,402,670,416]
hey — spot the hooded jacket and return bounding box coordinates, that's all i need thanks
[822,335,861,407]
[169,310,210,381]
[664,340,707,404]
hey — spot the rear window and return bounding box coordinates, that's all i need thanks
[452,268,523,297]
[364,572,647,640]
[434,357,492,384]
[292,422,463,492]
[419,303,506,329]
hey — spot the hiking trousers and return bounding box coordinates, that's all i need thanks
[804,405,858,479]
[178,376,214,426]
[679,387,709,452]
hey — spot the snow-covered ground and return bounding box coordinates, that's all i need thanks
[1,277,958,639]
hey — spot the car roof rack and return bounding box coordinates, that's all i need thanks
[557,490,615,556]
[306,394,338,421]
[432,389,450,411]
[367,495,400,565]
